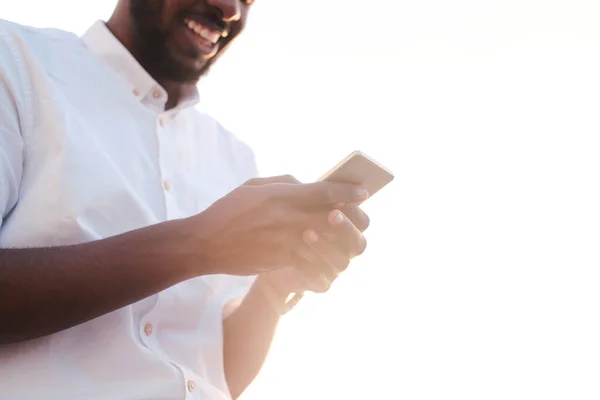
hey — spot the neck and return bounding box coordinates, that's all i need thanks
[162,83,185,110]
[106,9,190,110]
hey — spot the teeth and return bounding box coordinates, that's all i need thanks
[200,29,220,44]
[184,18,220,44]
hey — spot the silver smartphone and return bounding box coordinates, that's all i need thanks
[318,150,394,199]
[282,151,394,312]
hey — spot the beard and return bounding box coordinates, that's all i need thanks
[129,0,219,83]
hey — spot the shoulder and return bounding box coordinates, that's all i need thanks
[0,19,83,71]
[0,19,83,127]
[0,18,79,47]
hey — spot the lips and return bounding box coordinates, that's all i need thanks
[185,19,221,43]
[178,17,225,56]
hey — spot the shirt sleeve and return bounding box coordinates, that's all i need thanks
[0,29,25,229]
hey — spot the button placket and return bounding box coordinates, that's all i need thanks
[155,110,172,219]
[157,111,183,221]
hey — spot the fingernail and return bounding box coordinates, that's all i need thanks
[305,230,319,243]
[357,188,369,201]
[330,210,344,225]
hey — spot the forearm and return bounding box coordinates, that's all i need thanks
[0,218,199,345]
[223,275,288,399]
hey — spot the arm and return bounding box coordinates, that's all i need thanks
[222,204,372,398]
[0,220,201,345]
[223,275,289,399]
[0,185,369,346]
[0,49,206,345]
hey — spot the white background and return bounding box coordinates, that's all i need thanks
[2,0,600,399]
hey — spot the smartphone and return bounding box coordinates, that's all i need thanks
[318,150,394,200]
[282,151,394,313]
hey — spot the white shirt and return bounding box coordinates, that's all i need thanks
[0,19,258,400]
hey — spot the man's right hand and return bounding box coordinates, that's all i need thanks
[186,176,369,276]
[0,175,367,344]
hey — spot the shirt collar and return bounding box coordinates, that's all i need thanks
[81,20,200,112]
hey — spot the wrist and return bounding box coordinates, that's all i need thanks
[174,212,235,277]
[162,217,211,278]
[255,274,290,315]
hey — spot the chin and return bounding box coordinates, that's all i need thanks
[150,51,207,84]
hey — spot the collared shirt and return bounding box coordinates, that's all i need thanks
[0,19,258,400]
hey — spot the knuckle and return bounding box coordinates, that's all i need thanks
[281,174,301,184]
[315,182,333,204]
[348,185,358,201]
[360,212,371,231]
[337,258,351,272]
[356,235,368,256]
[317,276,332,293]
[343,203,356,217]
[261,184,283,201]
[235,185,260,205]
[325,185,337,203]
[268,204,288,222]
[244,177,260,185]
[253,191,273,210]
[338,217,355,236]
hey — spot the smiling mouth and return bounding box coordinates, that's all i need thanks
[183,18,228,55]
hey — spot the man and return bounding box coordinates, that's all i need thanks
[0,1,371,399]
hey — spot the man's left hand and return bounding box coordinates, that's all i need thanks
[262,203,371,296]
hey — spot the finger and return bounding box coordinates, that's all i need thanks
[267,206,362,235]
[320,210,367,258]
[245,175,301,186]
[265,207,336,232]
[290,246,334,294]
[305,273,334,294]
[295,237,341,279]
[339,204,370,232]
[294,262,335,294]
[295,236,344,294]
[278,182,369,207]
[303,229,351,275]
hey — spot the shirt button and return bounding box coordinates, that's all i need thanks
[144,322,153,336]
[159,118,165,127]
[152,90,162,99]
[187,380,196,392]
[163,180,171,191]
[132,88,140,96]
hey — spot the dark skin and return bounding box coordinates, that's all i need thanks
[0,180,368,340]
[0,1,372,398]
[107,0,252,109]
